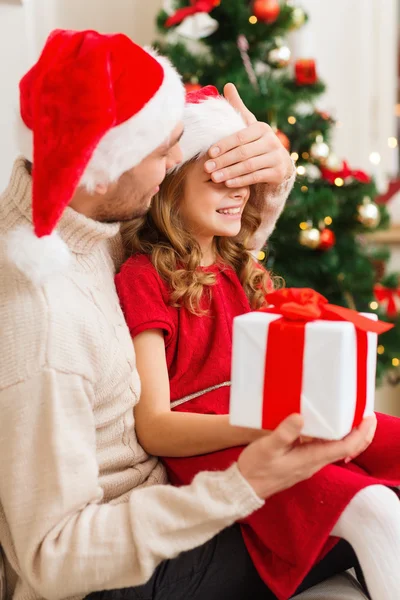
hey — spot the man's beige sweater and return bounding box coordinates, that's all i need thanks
[0,159,266,600]
[0,158,294,600]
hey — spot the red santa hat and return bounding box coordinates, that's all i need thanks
[176,85,247,166]
[8,29,185,284]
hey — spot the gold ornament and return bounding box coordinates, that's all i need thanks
[310,135,330,161]
[268,44,291,68]
[357,197,381,229]
[299,227,321,249]
[290,6,306,30]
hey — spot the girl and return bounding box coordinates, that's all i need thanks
[116,86,400,600]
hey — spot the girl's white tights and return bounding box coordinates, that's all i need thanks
[331,485,400,600]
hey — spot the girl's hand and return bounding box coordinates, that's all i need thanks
[204,83,294,188]
[344,413,377,463]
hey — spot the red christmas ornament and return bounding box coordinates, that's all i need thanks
[184,82,202,94]
[275,129,290,151]
[252,0,280,24]
[295,59,317,85]
[318,228,336,251]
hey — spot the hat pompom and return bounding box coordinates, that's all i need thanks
[6,226,71,285]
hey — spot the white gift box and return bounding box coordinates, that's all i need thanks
[229,311,378,440]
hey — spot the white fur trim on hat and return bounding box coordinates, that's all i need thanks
[177,95,247,167]
[80,52,185,191]
[16,51,185,192]
[6,226,71,285]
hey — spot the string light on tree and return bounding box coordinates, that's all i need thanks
[299,221,312,230]
[252,0,280,24]
[357,196,381,229]
[369,151,381,166]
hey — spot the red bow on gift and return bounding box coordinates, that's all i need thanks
[264,288,392,333]
[165,0,216,27]
[320,160,371,185]
[374,284,400,319]
[259,288,393,432]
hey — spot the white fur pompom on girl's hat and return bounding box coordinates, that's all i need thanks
[7,28,185,285]
[175,85,248,167]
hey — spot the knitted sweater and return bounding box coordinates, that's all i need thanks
[0,158,291,600]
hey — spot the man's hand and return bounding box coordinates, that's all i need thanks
[204,83,294,188]
[237,413,377,500]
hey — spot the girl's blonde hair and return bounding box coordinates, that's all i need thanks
[121,159,274,314]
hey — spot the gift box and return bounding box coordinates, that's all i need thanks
[229,288,393,440]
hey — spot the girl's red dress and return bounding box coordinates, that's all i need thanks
[116,254,400,600]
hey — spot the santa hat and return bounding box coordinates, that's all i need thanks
[176,85,247,167]
[8,29,185,284]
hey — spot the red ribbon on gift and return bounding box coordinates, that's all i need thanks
[260,288,393,431]
[374,284,400,319]
[165,0,216,27]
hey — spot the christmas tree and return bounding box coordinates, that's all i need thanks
[155,0,400,383]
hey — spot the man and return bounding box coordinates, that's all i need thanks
[0,29,375,600]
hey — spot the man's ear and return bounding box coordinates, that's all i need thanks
[94,182,109,195]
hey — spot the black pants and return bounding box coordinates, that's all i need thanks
[86,525,366,600]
